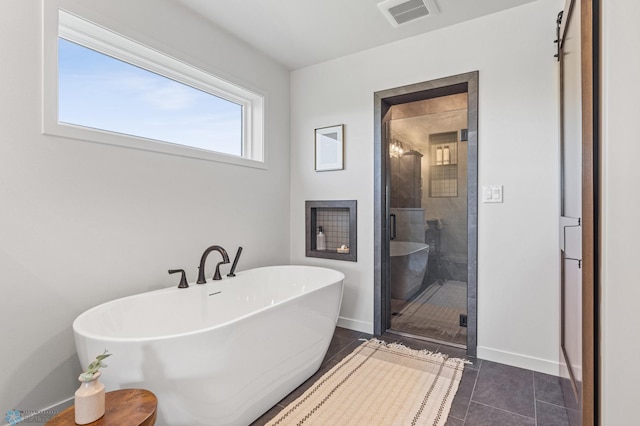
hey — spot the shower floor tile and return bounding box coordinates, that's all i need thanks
[390,280,467,345]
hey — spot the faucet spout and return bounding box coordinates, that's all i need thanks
[197,245,230,284]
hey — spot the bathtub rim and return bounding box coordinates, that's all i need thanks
[73,265,345,343]
[390,241,430,257]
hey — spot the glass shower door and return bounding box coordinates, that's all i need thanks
[387,96,469,348]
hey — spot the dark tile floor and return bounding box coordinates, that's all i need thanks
[251,327,570,426]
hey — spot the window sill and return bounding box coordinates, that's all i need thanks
[43,122,268,169]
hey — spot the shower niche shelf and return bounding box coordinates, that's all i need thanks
[430,131,459,198]
[305,200,357,262]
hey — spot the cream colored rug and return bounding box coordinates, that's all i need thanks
[267,339,467,426]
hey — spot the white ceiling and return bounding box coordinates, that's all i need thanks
[176,0,538,70]
[391,109,467,153]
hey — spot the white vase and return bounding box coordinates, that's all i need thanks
[74,371,105,424]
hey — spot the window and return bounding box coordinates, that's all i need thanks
[58,39,244,156]
[43,9,265,167]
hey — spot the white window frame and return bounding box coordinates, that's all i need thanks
[43,6,266,168]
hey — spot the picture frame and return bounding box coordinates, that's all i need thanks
[314,124,344,171]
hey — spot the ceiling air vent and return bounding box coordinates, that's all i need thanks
[377,0,439,27]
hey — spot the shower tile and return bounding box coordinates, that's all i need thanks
[389,280,468,346]
[316,208,351,250]
[441,258,468,282]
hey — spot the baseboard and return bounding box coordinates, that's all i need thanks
[337,316,373,334]
[2,397,74,426]
[477,346,560,376]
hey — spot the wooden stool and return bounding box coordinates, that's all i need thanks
[46,389,157,426]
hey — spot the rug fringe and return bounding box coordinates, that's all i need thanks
[365,337,472,365]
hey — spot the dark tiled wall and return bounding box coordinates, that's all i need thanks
[390,150,423,208]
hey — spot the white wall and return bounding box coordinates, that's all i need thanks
[290,0,564,374]
[601,1,640,423]
[0,0,290,417]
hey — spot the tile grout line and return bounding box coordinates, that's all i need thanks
[468,400,536,422]
[536,399,571,410]
[532,370,570,412]
[461,356,482,424]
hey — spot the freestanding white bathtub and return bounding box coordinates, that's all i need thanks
[73,265,344,426]
[390,241,430,300]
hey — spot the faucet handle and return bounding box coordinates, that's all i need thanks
[213,262,225,281]
[168,269,189,288]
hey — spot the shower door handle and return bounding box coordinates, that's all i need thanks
[390,213,397,240]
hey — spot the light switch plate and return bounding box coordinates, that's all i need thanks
[482,185,503,203]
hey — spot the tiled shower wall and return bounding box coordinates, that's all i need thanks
[390,208,425,243]
[316,208,350,250]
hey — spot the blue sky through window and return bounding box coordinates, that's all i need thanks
[58,38,243,156]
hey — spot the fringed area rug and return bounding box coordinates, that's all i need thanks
[267,339,467,426]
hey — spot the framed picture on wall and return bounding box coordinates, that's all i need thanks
[314,124,344,171]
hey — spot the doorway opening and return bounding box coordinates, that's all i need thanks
[374,72,478,355]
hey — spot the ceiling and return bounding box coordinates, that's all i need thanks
[389,94,467,152]
[391,109,467,152]
[176,0,538,70]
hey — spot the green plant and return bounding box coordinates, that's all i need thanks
[79,350,111,381]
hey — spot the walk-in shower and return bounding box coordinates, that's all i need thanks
[387,94,468,346]
[374,72,478,355]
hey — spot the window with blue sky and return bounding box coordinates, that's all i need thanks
[58,38,243,156]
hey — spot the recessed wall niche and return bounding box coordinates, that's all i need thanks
[305,200,357,262]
